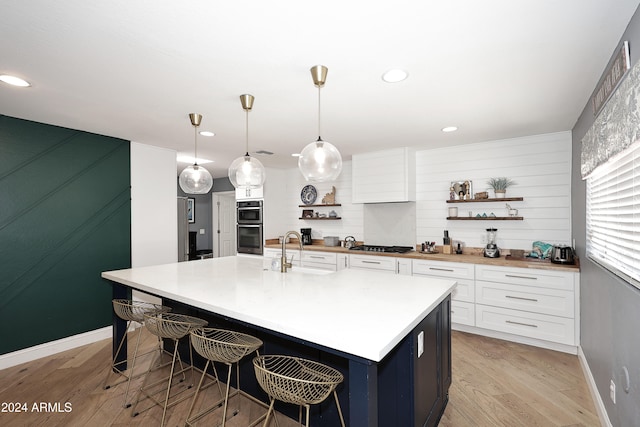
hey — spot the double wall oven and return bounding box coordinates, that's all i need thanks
[237,200,263,255]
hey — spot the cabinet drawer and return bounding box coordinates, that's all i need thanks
[413,275,474,303]
[412,260,474,280]
[301,251,337,264]
[349,254,396,272]
[476,280,574,318]
[476,305,575,345]
[475,264,575,291]
[451,279,474,303]
[451,301,475,326]
[301,261,337,271]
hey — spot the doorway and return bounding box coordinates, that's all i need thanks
[212,191,236,257]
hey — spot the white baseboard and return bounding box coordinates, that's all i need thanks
[577,346,611,427]
[0,327,112,370]
[452,323,578,354]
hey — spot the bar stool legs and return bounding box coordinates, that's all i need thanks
[186,328,268,427]
[130,312,207,427]
[103,299,170,408]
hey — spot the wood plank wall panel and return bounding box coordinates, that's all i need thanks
[415,132,572,251]
[0,115,131,354]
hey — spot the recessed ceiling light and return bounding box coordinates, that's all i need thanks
[442,126,458,133]
[382,69,408,83]
[199,131,215,137]
[291,153,301,157]
[0,74,31,87]
[176,155,213,164]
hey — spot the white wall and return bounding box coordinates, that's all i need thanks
[131,142,178,267]
[416,131,572,250]
[130,142,177,305]
[266,132,572,251]
[265,162,365,243]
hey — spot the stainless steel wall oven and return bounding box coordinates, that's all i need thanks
[237,200,263,254]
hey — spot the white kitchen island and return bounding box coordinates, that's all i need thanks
[102,256,455,426]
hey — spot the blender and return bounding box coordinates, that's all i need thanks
[484,228,500,258]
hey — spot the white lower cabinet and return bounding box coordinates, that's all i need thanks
[263,248,300,270]
[451,301,475,326]
[475,264,579,349]
[396,257,412,275]
[337,253,349,270]
[301,251,338,271]
[475,280,574,318]
[412,260,580,352]
[412,260,475,327]
[349,254,396,273]
[475,305,576,346]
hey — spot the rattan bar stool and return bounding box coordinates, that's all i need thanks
[253,355,345,427]
[103,299,171,407]
[131,312,207,427]
[186,328,266,427]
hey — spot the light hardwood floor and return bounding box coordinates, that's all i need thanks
[0,331,600,426]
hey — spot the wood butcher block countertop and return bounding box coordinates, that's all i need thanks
[265,239,579,272]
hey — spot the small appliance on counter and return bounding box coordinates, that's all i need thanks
[344,236,356,249]
[483,228,500,258]
[300,228,312,245]
[550,244,575,264]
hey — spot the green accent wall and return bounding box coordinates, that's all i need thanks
[0,115,131,355]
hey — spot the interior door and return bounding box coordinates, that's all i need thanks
[212,192,236,257]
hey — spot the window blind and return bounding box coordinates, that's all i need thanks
[586,140,640,289]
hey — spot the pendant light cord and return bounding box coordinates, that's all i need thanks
[317,85,322,139]
[245,108,250,156]
[193,124,199,165]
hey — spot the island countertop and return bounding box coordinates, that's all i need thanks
[102,256,455,362]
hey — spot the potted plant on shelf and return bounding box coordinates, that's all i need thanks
[487,177,515,198]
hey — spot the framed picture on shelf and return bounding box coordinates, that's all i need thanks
[302,209,314,218]
[187,198,195,223]
[450,180,473,200]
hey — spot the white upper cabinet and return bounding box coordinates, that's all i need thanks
[352,148,416,203]
[235,186,263,200]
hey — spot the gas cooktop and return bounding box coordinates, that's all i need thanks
[349,245,414,254]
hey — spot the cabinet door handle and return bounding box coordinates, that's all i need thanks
[362,260,381,264]
[309,255,324,259]
[505,274,537,280]
[506,320,538,328]
[505,295,538,302]
[429,267,455,272]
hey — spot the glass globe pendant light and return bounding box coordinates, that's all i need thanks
[228,94,266,189]
[298,65,342,182]
[179,113,214,194]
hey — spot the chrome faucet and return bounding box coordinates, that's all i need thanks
[281,230,303,273]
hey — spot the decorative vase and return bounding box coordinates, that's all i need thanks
[495,190,506,198]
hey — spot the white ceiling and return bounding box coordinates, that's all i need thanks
[1,1,639,179]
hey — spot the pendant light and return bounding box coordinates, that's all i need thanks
[228,94,266,189]
[298,65,342,182]
[179,113,214,194]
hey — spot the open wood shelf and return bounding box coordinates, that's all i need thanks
[299,217,342,220]
[446,197,523,203]
[298,203,342,207]
[447,216,523,221]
